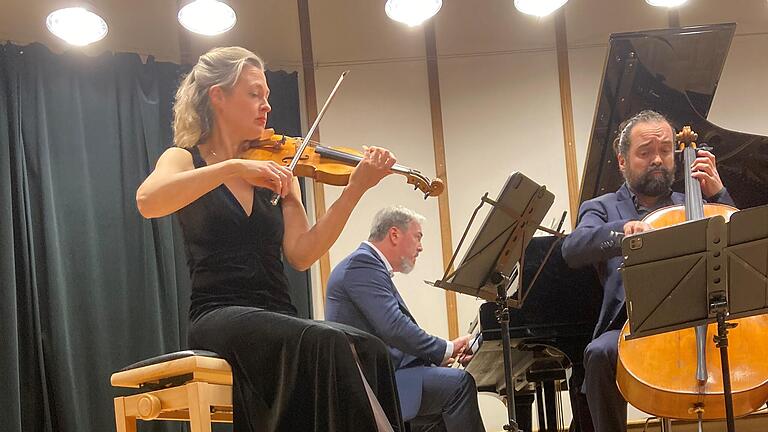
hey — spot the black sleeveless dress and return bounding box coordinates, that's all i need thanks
[178,147,404,431]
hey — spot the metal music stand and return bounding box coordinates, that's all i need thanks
[428,172,565,432]
[621,204,768,432]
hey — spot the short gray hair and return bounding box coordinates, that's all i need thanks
[368,206,426,242]
[614,110,672,158]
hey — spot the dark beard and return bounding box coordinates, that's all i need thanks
[627,166,674,197]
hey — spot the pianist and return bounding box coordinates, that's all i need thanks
[325,205,485,432]
[562,110,734,432]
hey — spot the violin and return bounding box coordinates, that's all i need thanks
[615,127,768,422]
[241,129,445,199]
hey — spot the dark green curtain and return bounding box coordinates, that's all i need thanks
[0,42,308,432]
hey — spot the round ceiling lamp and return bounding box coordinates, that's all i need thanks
[645,0,689,6]
[385,0,443,27]
[514,0,569,17]
[178,0,237,36]
[46,6,108,46]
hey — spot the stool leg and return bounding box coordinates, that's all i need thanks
[187,382,213,432]
[114,397,137,432]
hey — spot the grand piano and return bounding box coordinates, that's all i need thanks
[464,23,768,432]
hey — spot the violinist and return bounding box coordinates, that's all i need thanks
[561,110,734,432]
[136,46,404,432]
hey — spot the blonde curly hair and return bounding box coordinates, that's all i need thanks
[173,47,264,149]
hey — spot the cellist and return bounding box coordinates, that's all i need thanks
[561,109,735,432]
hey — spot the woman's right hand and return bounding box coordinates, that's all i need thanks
[237,159,294,197]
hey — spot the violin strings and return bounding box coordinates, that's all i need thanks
[261,135,422,181]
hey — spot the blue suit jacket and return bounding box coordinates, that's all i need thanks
[325,243,448,420]
[562,183,734,339]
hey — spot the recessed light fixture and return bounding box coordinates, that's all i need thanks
[385,0,442,27]
[645,0,689,7]
[514,0,569,17]
[178,0,237,36]
[46,6,108,46]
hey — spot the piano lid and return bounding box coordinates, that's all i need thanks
[580,23,768,209]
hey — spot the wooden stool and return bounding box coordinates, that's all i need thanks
[111,350,232,432]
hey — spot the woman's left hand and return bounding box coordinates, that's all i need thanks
[347,146,396,193]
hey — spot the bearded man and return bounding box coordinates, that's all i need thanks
[562,110,735,432]
[325,205,485,432]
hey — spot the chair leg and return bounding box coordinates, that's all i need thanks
[187,382,213,432]
[114,397,137,432]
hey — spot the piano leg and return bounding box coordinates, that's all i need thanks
[543,381,559,432]
[513,391,534,432]
[535,383,547,431]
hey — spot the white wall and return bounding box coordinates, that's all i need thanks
[0,0,303,68]
[0,0,182,61]
[308,5,452,339]
[304,0,768,429]
[3,0,766,429]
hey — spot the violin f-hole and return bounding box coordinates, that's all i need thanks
[282,154,310,164]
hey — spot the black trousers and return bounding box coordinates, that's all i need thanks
[189,306,405,432]
[582,329,626,432]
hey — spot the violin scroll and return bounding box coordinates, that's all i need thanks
[405,170,444,199]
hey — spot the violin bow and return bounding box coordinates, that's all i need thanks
[270,70,350,206]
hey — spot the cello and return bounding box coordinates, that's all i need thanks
[615,127,768,424]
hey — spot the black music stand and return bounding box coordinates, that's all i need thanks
[428,172,565,432]
[621,204,768,432]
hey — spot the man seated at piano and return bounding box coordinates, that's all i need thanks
[562,109,734,432]
[325,205,486,432]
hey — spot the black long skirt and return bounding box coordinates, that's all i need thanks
[189,306,405,432]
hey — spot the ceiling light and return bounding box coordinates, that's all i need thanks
[514,0,568,17]
[385,0,442,27]
[46,7,108,46]
[645,0,689,6]
[178,0,236,36]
